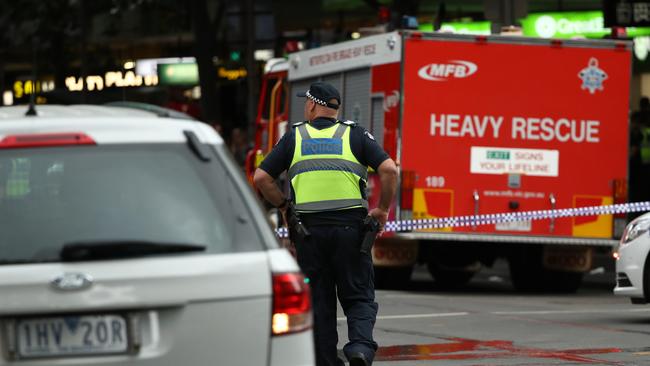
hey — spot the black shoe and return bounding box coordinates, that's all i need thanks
[348,352,369,366]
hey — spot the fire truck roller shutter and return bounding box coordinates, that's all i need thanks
[321,73,343,110]
[371,95,385,148]
[289,79,314,123]
[343,68,371,130]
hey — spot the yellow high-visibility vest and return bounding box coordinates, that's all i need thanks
[289,121,368,213]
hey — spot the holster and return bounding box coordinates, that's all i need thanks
[360,216,380,254]
[286,202,311,243]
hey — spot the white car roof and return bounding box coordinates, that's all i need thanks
[0,105,223,145]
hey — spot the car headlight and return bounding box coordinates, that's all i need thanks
[621,217,650,245]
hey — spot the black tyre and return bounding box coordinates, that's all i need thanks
[508,247,583,293]
[374,266,413,289]
[544,271,583,293]
[427,262,477,289]
[643,254,650,301]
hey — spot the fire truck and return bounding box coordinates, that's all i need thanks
[247,31,632,292]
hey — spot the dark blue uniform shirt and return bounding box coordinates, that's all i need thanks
[260,117,390,225]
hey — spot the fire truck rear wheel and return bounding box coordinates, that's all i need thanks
[374,266,413,289]
[546,271,583,292]
[508,248,583,293]
[510,267,583,293]
[427,262,478,289]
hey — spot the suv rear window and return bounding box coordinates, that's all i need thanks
[0,144,263,263]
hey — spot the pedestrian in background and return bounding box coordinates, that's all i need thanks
[229,127,249,167]
[254,82,398,366]
[630,97,650,213]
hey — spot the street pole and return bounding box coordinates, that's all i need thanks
[245,0,257,138]
[26,37,38,116]
[0,53,5,105]
[79,0,88,103]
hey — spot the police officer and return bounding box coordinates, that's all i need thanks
[254,81,398,366]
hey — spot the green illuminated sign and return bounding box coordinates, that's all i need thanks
[521,11,650,39]
[230,51,241,62]
[416,11,650,63]
[158,63,199,85]
[487,151,510,160]
[419,21,491,35]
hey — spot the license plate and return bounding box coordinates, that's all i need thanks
[543,247,592,272]
[372,240,418,266]
[16,315,129,358]
[495,220,532,232]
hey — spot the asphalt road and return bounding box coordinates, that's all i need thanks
[337,259,650,366]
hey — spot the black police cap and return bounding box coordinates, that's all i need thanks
[296,82,341,110]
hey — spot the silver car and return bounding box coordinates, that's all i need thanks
[614,212,650,304]
[0,105,314,365]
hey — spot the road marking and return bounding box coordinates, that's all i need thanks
[381,293,445,299]
[338,308,650,322]
[375,338,622,364]
[338,312,469,321]
[492,308,650,315]
[336,309,650,321]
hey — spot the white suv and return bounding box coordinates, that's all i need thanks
[614,212,650,304]
[0,105,314,365]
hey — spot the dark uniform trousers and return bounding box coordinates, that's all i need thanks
[295,222,379,366]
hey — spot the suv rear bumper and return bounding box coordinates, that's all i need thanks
[270,330,315,366]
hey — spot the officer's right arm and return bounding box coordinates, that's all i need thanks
[254,168,287,209]
[253,130,294,209]
[368,158,398,233]
[353,127,397,232]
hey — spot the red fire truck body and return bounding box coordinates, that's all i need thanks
[250,31,632,291]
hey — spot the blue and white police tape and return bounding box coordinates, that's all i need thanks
[275,201,650,238]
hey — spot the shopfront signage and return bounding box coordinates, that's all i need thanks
[521,11,650,39]
[136,57,196,77]
[218,67,247,80]
[158,63,199,85]
[157,63,247,85]
[13,80,55,99]
[419,21,491,35]
[65,71,159,92]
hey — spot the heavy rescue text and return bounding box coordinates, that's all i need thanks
[430,113,600,143]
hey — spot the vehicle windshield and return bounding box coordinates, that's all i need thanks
[0,144,262,263]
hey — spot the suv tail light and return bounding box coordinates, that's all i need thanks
[0,133,95,149]
[272,273,312,336]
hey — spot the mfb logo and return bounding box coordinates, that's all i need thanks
[418,60,478,81]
